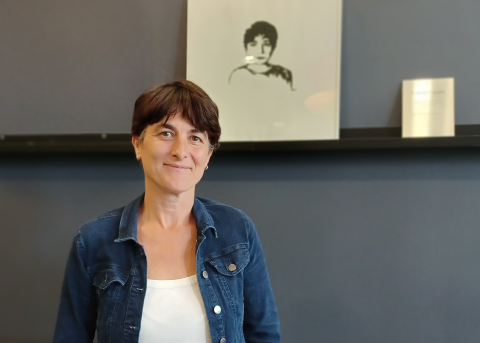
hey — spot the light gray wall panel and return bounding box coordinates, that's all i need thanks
[2,0,480,133]
[0,0,186,134]
[341,0,480,128]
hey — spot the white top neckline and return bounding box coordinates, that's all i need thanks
[146,275,197,289]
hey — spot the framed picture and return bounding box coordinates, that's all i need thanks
[187,0,342,142]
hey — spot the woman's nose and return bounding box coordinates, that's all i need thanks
[261,44,265,54]
[171,137,187,159]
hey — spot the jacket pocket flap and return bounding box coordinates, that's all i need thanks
[206,243,250,276]
[93,268,130,289]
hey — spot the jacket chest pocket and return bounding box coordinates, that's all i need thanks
[205,243,250,329]
[93,268,130,293]
[206,243,250,277]
[92,267,131,329]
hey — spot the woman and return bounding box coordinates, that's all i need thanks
[53,80,280,343]
[229,21,294,91]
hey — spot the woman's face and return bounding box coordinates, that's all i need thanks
[245,34,273,65]
[132,113,212,196]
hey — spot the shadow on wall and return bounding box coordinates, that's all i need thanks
[0,155,144,182]
[205,148,480,182]
[388,85,402,127]
[3,149,480,185]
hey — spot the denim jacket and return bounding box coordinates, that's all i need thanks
[53,195,280,343]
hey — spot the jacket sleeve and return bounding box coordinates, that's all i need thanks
[242,215,281,342]
[53,231,97,343]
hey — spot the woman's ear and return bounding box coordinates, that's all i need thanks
[132,136,141,160]
[205,148,213,167]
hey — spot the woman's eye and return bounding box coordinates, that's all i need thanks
[248,42,257,47]
[191,136,202,143]
[159,131,173,137]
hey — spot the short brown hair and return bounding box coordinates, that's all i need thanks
[132,80,221,150]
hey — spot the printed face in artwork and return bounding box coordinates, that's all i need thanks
[229,21,294,91]
[246,35,273,65]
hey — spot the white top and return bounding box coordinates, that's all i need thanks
[138,275,212,343]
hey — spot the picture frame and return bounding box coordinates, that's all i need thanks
[187,0,343,142]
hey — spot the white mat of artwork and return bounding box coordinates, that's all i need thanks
[187,0,342,142]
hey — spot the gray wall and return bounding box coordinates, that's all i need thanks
[0,0,186,134]
[2,150,480,342]
[2,0,480,342]
[2,0,480,133]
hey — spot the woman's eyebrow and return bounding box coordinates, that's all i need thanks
[159,123,204,135]
[191,128,206,135]
[160,123,176,130]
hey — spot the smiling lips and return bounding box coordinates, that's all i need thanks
[164,163,191,170]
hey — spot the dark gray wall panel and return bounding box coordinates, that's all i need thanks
[3,0,480,342]
[0,156,144,342]
[2,150,480,342]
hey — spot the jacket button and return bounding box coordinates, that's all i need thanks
[228,264,237,272]
[202,271,209,279]
[219,338,226,343]
[213,305,221,314]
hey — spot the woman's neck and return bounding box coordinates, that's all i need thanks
[140,186,195,231]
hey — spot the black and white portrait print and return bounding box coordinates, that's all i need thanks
[187,0,342,142]
[229,21,294,91]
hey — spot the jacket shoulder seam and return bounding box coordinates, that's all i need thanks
[78,213,122,231]
[81,214,120,227]
[237,209,252,238]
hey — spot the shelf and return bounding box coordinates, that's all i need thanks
[1,125,480,153]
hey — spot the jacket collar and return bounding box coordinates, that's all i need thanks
[192,197,218,237]
[115,194,217,243]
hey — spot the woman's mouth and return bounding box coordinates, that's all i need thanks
[164,163,190,169]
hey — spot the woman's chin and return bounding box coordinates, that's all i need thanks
[146,177,193,196]
[161,181,195,195]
